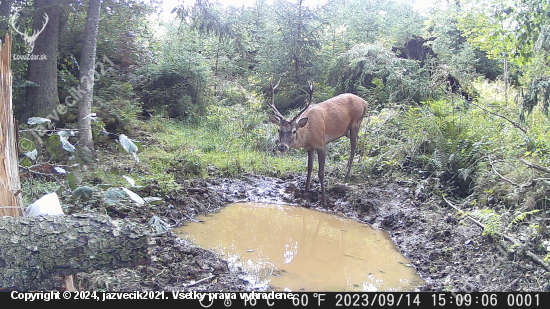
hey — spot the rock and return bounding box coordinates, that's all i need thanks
[144,197,163,205]
[76,146,94,164]
[415,182,426,201]
[104,187,127,205]
[72,186,94,201]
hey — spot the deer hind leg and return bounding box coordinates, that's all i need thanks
[317,147,327,208]
[344,125,360,182]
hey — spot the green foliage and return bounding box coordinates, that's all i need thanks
[139,96,304,186]
[251,0,325,111]
[44,135,70,162]
[394,98,483,193]
[20,178,61,206]
[458,0,550,66]
[135,22,212,121]
[471,209,503,237]
[424,4,481,85]
[521,74,550,118]
[219,83,248,106]
[329,43,430,105]
[321,0,424,49]
[506,209,541,231]
[95,0,160,67]
[94,81,141,132]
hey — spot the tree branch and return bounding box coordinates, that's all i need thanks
[488,157,534,188]
[520,158,550,174]
[470,101,527,133]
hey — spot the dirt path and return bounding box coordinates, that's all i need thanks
[75,174,549,292]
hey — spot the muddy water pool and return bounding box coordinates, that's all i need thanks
[175,202,423,292]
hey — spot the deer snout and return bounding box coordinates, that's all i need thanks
[277,144,289,153]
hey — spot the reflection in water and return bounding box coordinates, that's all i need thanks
[175,202,423,292]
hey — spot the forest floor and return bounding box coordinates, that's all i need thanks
[69,153,550,292]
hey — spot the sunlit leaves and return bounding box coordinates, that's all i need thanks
[457,0,550,65]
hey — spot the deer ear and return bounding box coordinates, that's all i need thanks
[297,117,308,128]
[268,113,280,125]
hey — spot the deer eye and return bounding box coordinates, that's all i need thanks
[292,129,296,134]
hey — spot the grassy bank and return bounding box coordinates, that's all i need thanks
[138,98,306,188]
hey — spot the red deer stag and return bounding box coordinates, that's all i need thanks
[267,79,368,207]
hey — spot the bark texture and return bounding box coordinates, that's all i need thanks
[22,0,62,122]
[0,214,150,291]
[78,0,101,151]
[0,34,23,217]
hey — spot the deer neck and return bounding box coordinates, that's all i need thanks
[292,126,310,150]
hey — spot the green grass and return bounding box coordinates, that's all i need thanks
[139,109,305,187]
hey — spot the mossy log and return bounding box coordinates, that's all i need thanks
[0,214,150,290]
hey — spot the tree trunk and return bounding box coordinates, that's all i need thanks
[77,0,101,151]
[0,214,151,291]
[22,0,62,122]
[0,34,23,217]
[0,0,13,36]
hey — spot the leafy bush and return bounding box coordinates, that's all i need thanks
[94,82,141,133]
[136,58,211,120]
[134,22,212,122]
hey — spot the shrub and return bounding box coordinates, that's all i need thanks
[135,59,211,121]
[94,82,141,133]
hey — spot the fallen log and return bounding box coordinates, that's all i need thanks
[0,213,151,291]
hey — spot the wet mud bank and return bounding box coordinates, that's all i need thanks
[78,174,549,292]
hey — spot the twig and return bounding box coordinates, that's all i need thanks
[183,275,216,288]
[470,101,527,133]
[442,196,550,273]
[18,128,83,133]
[488,157,534,188]
[19,165,69,193]
[442,196,486,229]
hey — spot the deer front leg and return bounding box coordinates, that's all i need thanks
[306,150,314,191]
[317,147,326,208]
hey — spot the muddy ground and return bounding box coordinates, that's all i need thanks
[72,174,550,292]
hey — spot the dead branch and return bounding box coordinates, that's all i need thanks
[520,158,550,174]
[183,274,216,288]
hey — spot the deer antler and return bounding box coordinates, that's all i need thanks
[293,80,313,121]
[268,76,284,121]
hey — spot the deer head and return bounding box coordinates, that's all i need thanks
[11,12,49,54]
[267,78,313,153]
